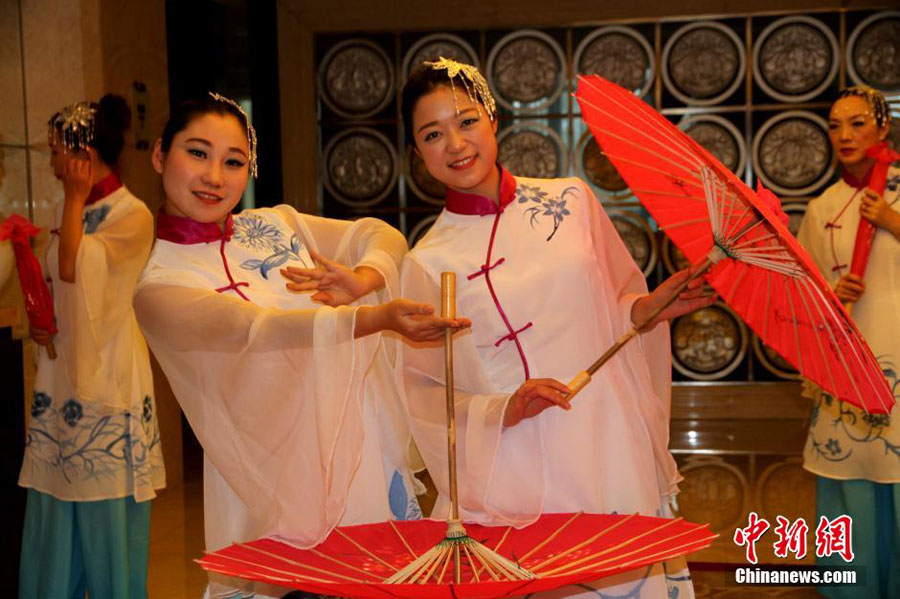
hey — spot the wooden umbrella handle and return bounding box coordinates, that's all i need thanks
[440,272,460,526]
[47,340,57,360]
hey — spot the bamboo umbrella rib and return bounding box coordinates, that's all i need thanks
[461,544,486,582]
[436,549,452,584]
[530,516,681,573]
[702,168,719,236]
[470,525,515,582]
[199,563,296,584]
[236,543,372,582]
[388,520,417,559]
[722,266,749,305]
[547,533,719,579]
[658,218,712,232]
[792,278,842,398]
[580,117,701,180]
[785,281,806,374]
[526,513,639,572]
[763,271,772,338]
[601,151,700,188]
[578,77,703,165]
[518,512,583,563]
[800,278,887,411]
[536,524,703,576]
[731,231,778,251]
[307,547,386,580]
[334,528,400,572]
[629,188,703,200]
[201,554,331,584]
[418,548,446,584]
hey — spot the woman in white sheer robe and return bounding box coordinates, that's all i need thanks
[398,60,714,599]
[133,94,467,599]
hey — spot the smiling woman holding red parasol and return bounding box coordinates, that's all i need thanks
[797,86,900,599]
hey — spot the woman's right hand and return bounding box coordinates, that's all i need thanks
[30,325,54,346]
[835,273,865,303]
[356,299,470,341]
[503,378,572,427]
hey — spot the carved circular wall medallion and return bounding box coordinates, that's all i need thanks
[576,131,630,196]
[662,21,746,106]
[497,122,568,179]
[608,210,658,276]
[753,334,800,380]
[677,456,749,533]
[753,16,839,103]
[847,11,900,93]
[404,146,446,206]
[662,236,693,274]
[679,114,747,177]
[402,33,479,80]
[408,214,439,247]
[574,26,655,98]
[672,302,748,380]
[323,128,399,207]
[319,39,395,119]
[487,29,566,112]
[753,111,834,196]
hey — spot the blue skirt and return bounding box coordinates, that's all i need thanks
[19,489,151,599]
[816,477,900,599]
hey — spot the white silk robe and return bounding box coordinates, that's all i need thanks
[401,169,692,599]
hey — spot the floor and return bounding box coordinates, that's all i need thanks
[146,463,823,598]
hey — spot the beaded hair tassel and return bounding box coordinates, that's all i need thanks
[424,57,497,122]
[48,102,97,153]
[209,91,259,178]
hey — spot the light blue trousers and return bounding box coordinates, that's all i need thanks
[19,489,151,599]
[816,477,900,599]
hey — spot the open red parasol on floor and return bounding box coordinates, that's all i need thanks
[196,272,716,598]
[0,214,57,359]
[573,75,893,414]
[196,512,716,598]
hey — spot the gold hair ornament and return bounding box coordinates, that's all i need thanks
[208,92,258,178]
[838,85,892,129]
[424,57,497,122]
[48,102,97,153]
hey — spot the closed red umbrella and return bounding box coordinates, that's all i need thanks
[573,75,893,414]
[0,214,57,359]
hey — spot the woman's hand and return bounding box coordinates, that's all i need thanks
[503,378,572,427]
[860,189,900,238]
[835,273,865,303]
[282,251,384,307]
[355,299,470,341]
[30,324,54,346]
[61,154,92,206]
[630,263,716,330]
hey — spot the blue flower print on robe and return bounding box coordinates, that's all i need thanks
[82,204,111,234]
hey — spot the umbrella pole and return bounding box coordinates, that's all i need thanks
[567,258,712,399]
[441,272,464,583]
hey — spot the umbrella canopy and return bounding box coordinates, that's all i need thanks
[197,512,716,599]
[575,75,893,414]
[0,214,57,358]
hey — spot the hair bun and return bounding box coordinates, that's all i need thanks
[97,93,132,133]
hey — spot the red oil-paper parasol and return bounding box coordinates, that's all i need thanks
[197,273,716,597]
[845,141,900,313]
[0,214,57,359]
[197,512,716,598]
[572,75,893,414]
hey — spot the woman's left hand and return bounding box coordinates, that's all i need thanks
[281,250,385,306]
[630,263,716,330]
[860,189,900,236]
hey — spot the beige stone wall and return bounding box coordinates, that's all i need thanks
[0,0,181,487]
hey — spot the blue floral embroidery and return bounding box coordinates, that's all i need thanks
[61,399,83,427]
[233,214,283,251]
[82,204,111,234]
[240,233,310,279]
[142,395,153,423]
[885,175,899,193]
[24,391,162,486]
[518,184,575,241]
[388,470,422,521]
[30,392,51,418]
[825,438,842,456]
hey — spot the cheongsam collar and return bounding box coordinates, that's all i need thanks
[444,166,517,216]
[156,211,234,244]
[85,172,122,206]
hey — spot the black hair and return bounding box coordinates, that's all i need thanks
[48,94,131,166]
[401,61,496,147]
[160,95,249,153]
